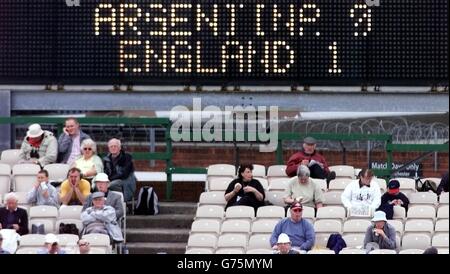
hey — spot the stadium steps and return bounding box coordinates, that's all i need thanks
[126,202,196,254]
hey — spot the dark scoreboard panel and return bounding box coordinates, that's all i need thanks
[0,0,447,85]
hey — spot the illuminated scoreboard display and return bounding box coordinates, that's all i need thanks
[0,0,447,85]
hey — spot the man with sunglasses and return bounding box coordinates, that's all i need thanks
[270,202,315,253]
[77,239,91,254]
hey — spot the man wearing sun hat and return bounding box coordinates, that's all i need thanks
[18,123,57,167]
[270,201,315,253]
[377,180,410,219]
[363,211,397,251]
[37,233,66,254]
[274,233,300,254]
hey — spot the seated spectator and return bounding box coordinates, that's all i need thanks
[283,165,324,209]
[0,193,29,235]
[103,138,136,202]
[270,202,315,253]
[274,233,300,254]
[437,171,449,195]
[0,234,10,254]
[57,117,91,165]
[82,173,124,220]
[285,137,335,185]
[38,233,66,254]
[59,167,91,205]
[77,239,91,254]
[80,192,123,242]
[18,123,57,167]
[363,211,396,251]
[377,180,409,219]
[341,168,381,216]
[224,164,265,211]
[73,138,103,184]
[26,170,59,207]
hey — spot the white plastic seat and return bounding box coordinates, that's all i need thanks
[225,206,255,220]
[435,219,449,232]
[432,233,449,248]
[29,205,59,233]
[58,205,83,220]
[257,178,269,190]
[185,248,214,254]
[81,233,112,252]
[301,206,316,220]
[314,219,342,234]
[391,178,416,192]
[267,165,287,178]
[55,219,83,233]
[195,205,225,220]
[369,249,397,254]
[323,191,344,206]
[246,248,273,254]
[439,192,449,204]
[265,191,285,207]
[208,177,232,192]
[328,178,352,191]
[373,177,387,192]
[398,249,424,254]
[404,219,434,235]
[391,206,406,221]
[12,164,41,192]
[407,205,436,220]
[0,149,21,167]
[29,219,56,234]
[207,164,236,177]
[268,178,289,191]
[19,234,46,247]
[56,234,80,246]
[343,219,371,234]
[316,206,346,221]
[43,163,70,183]
[256,206,285,219]
[387,219,404,236]
[190,219,221,235]
[217,234,247,250]
[220,219,251,234]
[311,178,327,192]
[409,192,438,206]
[329,165,355,179]
[0,163,11,197]
[198,191,226,206]
[437,248,449,254]
[437,205,449,219]
[187,233,217,249]
[247,233,271,250]
[342,233,365,248]
[314,233,331,249]
[307,249,335,254]
[251,219,279,234]
[401,234,431,250]
[15,247,41,254]
[252,164,266,178]
[339,248,366,254]
[215,248,245,254]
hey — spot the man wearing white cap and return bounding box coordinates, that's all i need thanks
[38,233,66,254]
[19,123,57,167]
[82,173,124,220]
[363,211,397,251]
[274,233,300,254]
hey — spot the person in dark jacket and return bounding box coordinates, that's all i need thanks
[378,180,409,219]
[224,164,265,211]
[57,117,90,165]
[103,138,136,202]
[0,193,29,235]
[285,137,335,185]
[437,171,449,195]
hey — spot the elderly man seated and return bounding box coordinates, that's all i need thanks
[0,193,29,235]
[363,211,397,252]
[80,192,123,242]
[283,165,324,209]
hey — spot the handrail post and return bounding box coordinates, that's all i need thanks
[165,122,174,201]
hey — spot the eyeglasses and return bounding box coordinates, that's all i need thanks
[292,208,302,213]
[83,147,92,151]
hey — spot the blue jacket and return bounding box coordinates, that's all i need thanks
[270,218,315,251]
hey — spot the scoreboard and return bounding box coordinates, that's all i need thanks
[0,0,447,85]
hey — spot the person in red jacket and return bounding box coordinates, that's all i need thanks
[285,137,335,185]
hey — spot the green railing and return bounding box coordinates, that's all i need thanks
[0,116,448,199]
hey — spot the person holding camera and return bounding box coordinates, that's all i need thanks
[57,117,91,165]
[0,193,29,235]
[18,123,58,167]
[26,170,60,208]
[363,211,397,251]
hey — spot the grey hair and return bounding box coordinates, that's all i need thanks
[81,138,97,154]
[297,165,310,178]
[108,138,121,148]
[5,192,18,202]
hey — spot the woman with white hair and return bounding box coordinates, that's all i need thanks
[73,138,104,183]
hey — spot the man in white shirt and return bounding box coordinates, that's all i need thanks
[341,168,381,216]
